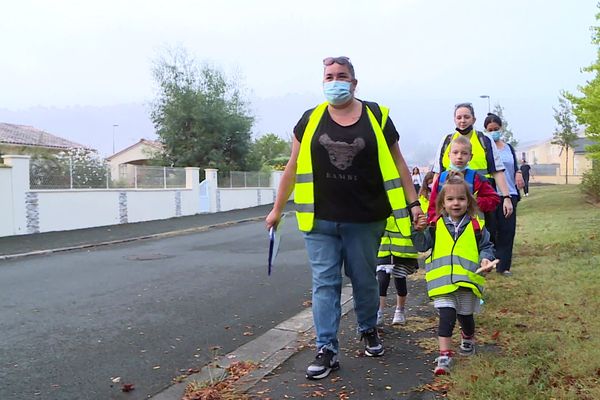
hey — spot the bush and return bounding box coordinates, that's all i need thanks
[580,161,600,202]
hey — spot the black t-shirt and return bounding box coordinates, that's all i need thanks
[520,163,531,178]
[293,101,400,223]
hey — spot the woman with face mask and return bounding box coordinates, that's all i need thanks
[431,103,514,219]
[483,113,524,276]
[266,56,423,380]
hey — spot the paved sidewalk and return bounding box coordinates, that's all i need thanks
[244,275,440,400]
[0,204,276,259]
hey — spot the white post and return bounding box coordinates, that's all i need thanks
[184,167,200,214]
[0,162,15,236]
[134,165,138,189]
[1,155,31,235]
[163,167,167,189]
[204,168,218,213]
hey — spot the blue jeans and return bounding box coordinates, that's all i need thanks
[303,218,386,353]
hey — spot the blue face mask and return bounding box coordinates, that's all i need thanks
[449,162,468,172]
[488,131,502,142]
[323,80,352,105]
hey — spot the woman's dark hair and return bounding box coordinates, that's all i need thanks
[454,102,475,117]
[418,171,435,198]
[483,113,503,129]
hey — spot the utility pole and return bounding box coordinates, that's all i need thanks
[112,124,119,154]
[480,95,491,113]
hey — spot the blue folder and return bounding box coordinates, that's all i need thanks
[268,214,285,275]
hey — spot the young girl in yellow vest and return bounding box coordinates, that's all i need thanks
[412,173,497,375]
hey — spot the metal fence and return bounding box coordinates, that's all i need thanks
[30,159,186,189]
[217,171,272,188]
[531,163,560,176]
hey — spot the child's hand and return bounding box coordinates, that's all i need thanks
[413,214,428,231]
[475,258,499,274]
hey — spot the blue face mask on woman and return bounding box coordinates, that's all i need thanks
[323,80,352,105]
[488,131,502,142]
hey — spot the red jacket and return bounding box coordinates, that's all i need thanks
[426,170,500,223]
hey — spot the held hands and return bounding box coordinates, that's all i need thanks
[413,214,428,231]
[475,258,499,275]
[410,203,424,223]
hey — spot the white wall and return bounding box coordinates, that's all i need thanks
[0,156,286,238]
[0,166,14,236]
[2,156,29,235]
[37,191,120,232]
[218,188,275,212]
[127,190,180,222]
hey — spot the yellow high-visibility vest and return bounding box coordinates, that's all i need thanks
[425,217,486,298]
[419,194,429,215]
[377,215,418,259]
[294,102,411,236]
[442,130,489,177]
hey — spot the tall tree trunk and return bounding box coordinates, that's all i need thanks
[565,145,569,184]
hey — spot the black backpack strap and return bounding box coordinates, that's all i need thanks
[477,131,497,174]
[363,100,385,129]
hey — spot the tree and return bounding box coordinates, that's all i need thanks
[150,48,254,171]
[246,133,290,170]
[30,148,107,189]
[566,4,600,160]
[491,104,518,148]
[552,93,579,184]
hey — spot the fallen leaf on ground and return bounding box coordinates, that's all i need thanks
[121,383,135,392]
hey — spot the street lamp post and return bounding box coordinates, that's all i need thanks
[480,95,491,113]
[112,124,119,154]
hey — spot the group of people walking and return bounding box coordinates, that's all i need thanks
[266,56,526,379]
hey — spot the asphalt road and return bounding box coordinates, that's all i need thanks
[0,217,311,400]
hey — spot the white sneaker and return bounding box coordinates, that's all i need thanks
[434,353,453,375]
[376,310,384,326]
[392,309,406,325]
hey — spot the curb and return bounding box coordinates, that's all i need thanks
[0,216,265,262]
[149,285,355,400]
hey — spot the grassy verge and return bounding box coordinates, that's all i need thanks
[444,185,600,400]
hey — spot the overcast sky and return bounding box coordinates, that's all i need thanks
[1,0,597,163]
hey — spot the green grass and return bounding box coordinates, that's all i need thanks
[444,185,600,400]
